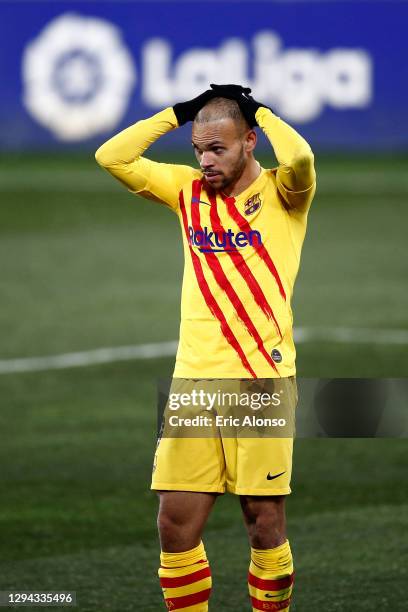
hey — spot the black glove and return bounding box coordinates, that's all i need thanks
[210,83,271,128]
[173,90,214,126]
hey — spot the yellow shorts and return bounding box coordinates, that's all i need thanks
[151,377,297,496]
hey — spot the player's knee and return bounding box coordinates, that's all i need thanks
[242,500,286,549]
[242,496,285,524]
[157,510,174,535]
[249,514,285,547]
[157,508,185,539]
[157,509,202,552]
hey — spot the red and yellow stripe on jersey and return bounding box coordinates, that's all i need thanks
[95,106,316,378]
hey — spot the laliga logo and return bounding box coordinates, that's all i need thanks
[22,13,135,141]
[143,31,372,123]
[21,15,373,139]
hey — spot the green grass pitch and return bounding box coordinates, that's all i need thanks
[0,152,407,610]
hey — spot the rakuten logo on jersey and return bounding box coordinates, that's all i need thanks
[188,226,262,253]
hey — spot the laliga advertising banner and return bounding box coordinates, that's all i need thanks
[0,0,407,151]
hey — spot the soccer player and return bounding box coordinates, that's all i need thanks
[95,84,316,611]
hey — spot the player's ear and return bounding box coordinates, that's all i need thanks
[244,129,257,153]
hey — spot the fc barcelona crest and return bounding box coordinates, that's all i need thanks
[244,193,262,216]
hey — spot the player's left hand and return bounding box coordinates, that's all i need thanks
[210,83,272,127]
[173,90,214,126]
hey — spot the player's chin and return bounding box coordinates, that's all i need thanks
[204,173,224,189]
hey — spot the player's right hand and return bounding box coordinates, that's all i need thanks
[173,90,214,126]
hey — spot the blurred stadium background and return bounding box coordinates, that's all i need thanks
[0,1,407,610]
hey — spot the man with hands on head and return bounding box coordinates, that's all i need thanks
[96,84,316,611]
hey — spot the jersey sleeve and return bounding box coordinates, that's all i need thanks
[255,107,316,213]
[95,107,196,213]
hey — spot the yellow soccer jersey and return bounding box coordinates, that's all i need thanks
[95,106,316,378]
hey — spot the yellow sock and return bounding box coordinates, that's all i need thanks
[248,540,294,611]
[158,541,212,611]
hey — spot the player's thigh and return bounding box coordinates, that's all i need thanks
[239,493,286,525]
[157,491,218,551]
[157,490,218,531]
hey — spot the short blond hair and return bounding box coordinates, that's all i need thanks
[194,97,249,134]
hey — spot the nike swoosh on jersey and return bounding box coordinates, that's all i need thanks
[191,198,211,206]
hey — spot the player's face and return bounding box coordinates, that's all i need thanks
[192,118,256,192]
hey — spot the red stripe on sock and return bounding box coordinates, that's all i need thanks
[250,595,291,611]
[160,566,211,588]
[179,189,256,378]
[248,571,294,591]
[208,191,282,338]
[223,195,286,301]
[165,588,211,610]
[190,181,279,374]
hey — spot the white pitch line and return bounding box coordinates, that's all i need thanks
[0,341,179,374]
[0,328,407,375]
[294,327,408,345]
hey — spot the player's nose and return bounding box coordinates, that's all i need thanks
[200,151,214,169]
